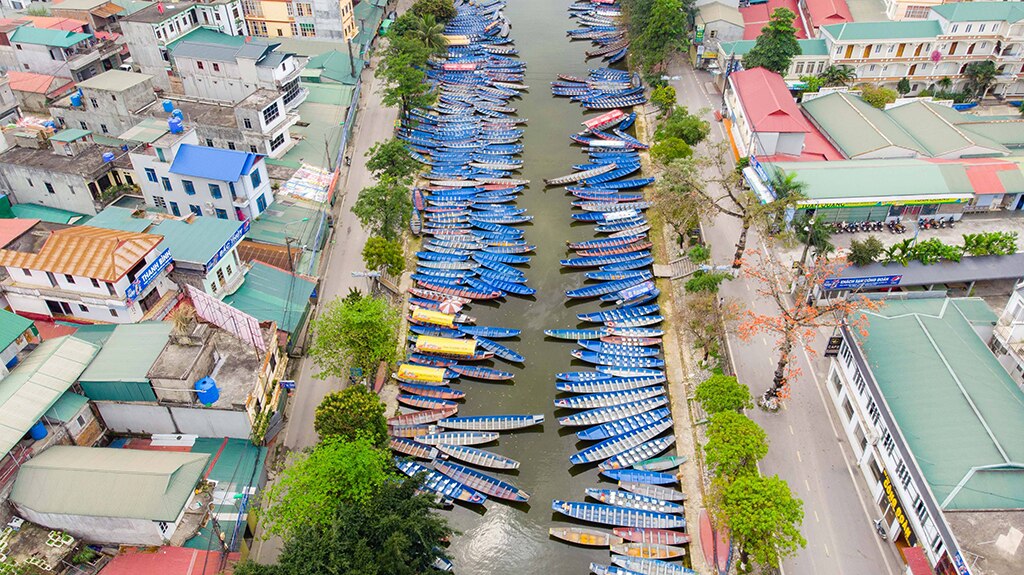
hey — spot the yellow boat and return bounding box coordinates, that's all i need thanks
[610,542,685,560]
[548,527,622,548]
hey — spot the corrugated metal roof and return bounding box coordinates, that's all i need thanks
[887,101,1010,158]
[731,67,809,134]
[0,218,39,249]
[0,308,33,349]
[49,128,91,143]
[931,2,1024,23]
[78,322,172,383]
[169,144,259,183]
[75,70,152,92]
[0,225,162,281]
[9,26,91,47]
[802,92,925,158]
[769,158,978,202]
[147,217,244,264]
[10,445,209,521]
[8,204,86,224]
[821,20,941,41]
[223,262,315,334]
[43,391,89,422]
[0,336,100,458]
[85,206,152,233]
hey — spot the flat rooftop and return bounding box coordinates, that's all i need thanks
[0,144,114,179]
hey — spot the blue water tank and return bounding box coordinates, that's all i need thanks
[70,93,82,107]
[168,117,184,134]
[29,421,47,441]
[102,152,115,163]
[172,109,184,120]
[162,99,174,113]
[194,377,220,405]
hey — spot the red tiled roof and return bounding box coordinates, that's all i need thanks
[23,15,87,32]
[926,157,1019,195]
[731,67,808,134]
[32,319,77,341]
[740,0,808,40]
[6,71,75,96]
[100,547,239,575]
[802,0,852,29]
[0,226,162,282]
[0,218,39,249]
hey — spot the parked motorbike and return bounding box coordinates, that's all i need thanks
[947,216,956,229]
[874,519,888,541]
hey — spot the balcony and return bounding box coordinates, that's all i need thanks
[1,278,125,307]
[65,38,122,72]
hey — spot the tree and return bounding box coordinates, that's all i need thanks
[655,106,710,146]
[410,14,447,54]
[651,85,677,115]
[650,157,713,239]
[363,235,405,275]
[964,60,998,101]
[366,138,419,181]
[410,0,456,22]
[793,213,834,269]
[377,37,434,112]
[937,76,953,91]
[352,175,412,240]
[720,474,806,568]
[742,8,801,76]
[695,374,753,414]
[848,236,884,266]
[632,0,688,71]
[678,292,738,363]
[799,75,825,94]
[858,84,898,109]
[314,386,388,447]
[241,475,453,575]
[737,250,882,407]
[704,411,768,480]
[309,294,400,378]
[818,64,856,87]
[650,137,692,164]
[258,436,393,539]
[896,78,912,96]
[684,270,732,294]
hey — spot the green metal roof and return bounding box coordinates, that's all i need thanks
[305,50,364,85]
[719,38,828,57]
[821,20,941,41]
[853,298,1024,510]
[0,308,33,350]
[10,445,210,521]
[769,159,978,203]
[930,2,1024,23]
[0,336,100,459]
[147,217,245,265]
[43,391,89,422]
[802,92,925,158]
[223,262,315,334]
[59,323,117,345]
[78,322,172,383]
[9,27,92,48]
[49,128,92,143]
[269,99,346,171]
[956,119,1024,150]
[86,206,152,233]
[119,118,170,144]
[245,196,325,249]
[10,204,88,224]
[886,102,1009,157]
[166,26,247,52]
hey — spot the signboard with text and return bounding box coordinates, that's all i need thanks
[205,219,250,272]
[882,470,917,545]
[824,336,843,357]
[822,275,902,291]
[126,248,172,302]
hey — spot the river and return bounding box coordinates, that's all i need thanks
[441,1,657,573]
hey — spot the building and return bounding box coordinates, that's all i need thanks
[884,0,944,21]
[243,0,358,40]
[830,296,1024,575]
[130,128,273,222]
[0,306,37,374]
[120,1,246,90]
[0,73,18,123]
[170,32,306,110]
[6,70,75,115]
[740,0,809,40]
[798,0,852,35]
[714,38,832,86]
[9,446,210,546]
[0,223,177,323]
[48,0,125,31]
[221,260,316,351]
[990,281,1024,390]
[692,1,744,69]
[0,130,121,215]
[49,69,157,137]
[6,24,124,82]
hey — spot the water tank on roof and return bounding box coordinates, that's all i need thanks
[172,109,184,120]
[70,93,82,107]
[102,152,115,163]
[168,117,184,134]
[162,99,174,113]
[29,420,47,441]
[194,377,219,406]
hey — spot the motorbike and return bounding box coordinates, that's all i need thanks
[947,216,956,229]
[874,519,888,541]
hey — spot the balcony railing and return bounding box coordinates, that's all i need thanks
[1,278,125,306]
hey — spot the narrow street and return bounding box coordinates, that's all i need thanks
[667,58,905,575]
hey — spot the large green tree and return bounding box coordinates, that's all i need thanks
[704,411,768,480]
[632,0,687,70]
[314,386,388,447]
[743,8,802,76]
[654,106,710,146]
[365,139,419,182]
[694,374,752,414]
[410,0,456,22]
[362,235,406,276]
[818,64,856,87]
[410,14,447,54]
[720,474,807,568]
[352,175,412,241]
[964,60,998,100]
[376,37,434,111]
[309,293,400,378]
[258,436,393,539]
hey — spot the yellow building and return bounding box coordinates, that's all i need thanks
[242,0,359,40]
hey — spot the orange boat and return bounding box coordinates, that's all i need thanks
[549,527,621,548]
[610,542,685,560]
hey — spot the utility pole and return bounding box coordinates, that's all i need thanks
[346,37,356,77]
[285,237,295,272]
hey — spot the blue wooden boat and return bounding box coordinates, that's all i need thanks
[590,177,655,190]
[472,251,531,265]
[617,112,637,130]
[448,364,515,381]
[558,375,667,395]
[438,414,544,431]
[474,337,525,363]
[469,219,523,235]
[577,408,673,441]
[397,394,459,410]
[578,304,659,323]
[586,270,651,282]
[572,351,666,369]
[570,420,673,465]
[414,268,473,280]
[406,353,459,368]
[395,459,487,505]
[617,482,687,502]
[567,277,648,299]
[436,444,520,470]
[595,218,647,234]
[604,315,664,328]
[611,556,694,575]
[390,436,439,460]
[633,455,688,473]
[559,396,670,427]
[457,325,521,339]
[578,341,661,357]
[410,324,465,339]
[476,258,526,277]
[561,252,651,268]
[417,251,470,262]
[435,460,529,502]
[557,371,614,382]
[601,468,678,485]
[596,366,665,378]
[544,328,610,340]
[599,435,676,471]
[416,259,480,271]
[411,274,463,286]
[609,327,665,338]
[616,287,661,307]
[555,386,666,410]
[585,489,684,515]
[467,276,537,296]
[567,235,643,250]
[416,280,503,300]
[416,431,499,446]
[482,243,535,254]
[476,268,527,284]
[551,500,685,529]
[590,563,645,575]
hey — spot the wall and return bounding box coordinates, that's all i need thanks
[120,22,171,91]
[10,508,166,546]
[203,249,244,297]
[95,401,253,438]
[14,90,51,115]
[0,164,98,215]
[11,43,69,77]
[177,55,255,104]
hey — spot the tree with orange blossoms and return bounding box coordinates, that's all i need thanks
[736,250,881,409]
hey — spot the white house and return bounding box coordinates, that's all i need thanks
[130,128,273,222]
[0,223,177,323]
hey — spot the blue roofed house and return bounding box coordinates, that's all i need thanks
[129,127,273,223]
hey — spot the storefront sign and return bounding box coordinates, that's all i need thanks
[749,155,771,185]
[807,198,965,209]
[702,51,717,59]
[206,219,250,271]
[822,275,902,291]
[280,380,296,390]
[694,26,704,44]
[882,470,915,544]
[126,248,172,302]
[953,552,971,575]
[824,336,843,357]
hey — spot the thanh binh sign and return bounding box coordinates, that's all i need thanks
[126,248,172,302]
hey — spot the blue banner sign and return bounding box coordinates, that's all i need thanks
[126,248,172,302]
[206,219,250,271]
[822,275,903,291]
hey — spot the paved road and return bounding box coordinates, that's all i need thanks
[667,58,905,575]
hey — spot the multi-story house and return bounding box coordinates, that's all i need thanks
[884,0,944,21]
[714,38,832,87]
[990,281,1024,391]
[0,222,177,323]
[130,127,273,222]
[49,70,158,137]
[120,1,247,90]
[242,0,358,40]
[5,24,124,82]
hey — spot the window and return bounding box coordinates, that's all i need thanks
[854,371,866,395]
[250,169,262,188]
[882,431,895,457]
[77,303,88,312]
[244,118,252,129]
[26,178,32,187]
[256,193,268,212]
[228,181,236,199]
[216,267,226,288]
[90,98,98,108]
[226,264,233,276]
[64,274,75,284]
[874,45,882,54]
[830,370,843,395]
[979,24,985,33]
[153,195,167,209]
[145,168,157,182]
[227,142,236,150]
[161,177,172,192]
[213,63,220,72]
[250,145,258,153]
[965,24,972,33]
[156,148,165,162]
[215,208,228,219]
[904,5,930,19]
[206,138,214,147]
[209,184,222,199]
[90,278,99,288]
[183,180,196,195]
[842,398,854,421]
[79,121,87,130]
[106,282,116,296]
[270,133,285,150]
[170,201,181,216]
[300,22,315,37]
[21,268,30,276]
[100,124,108,134]
[68,186,75,195]
[914,497,927,522]
[197,61,205,70]
[45,183,55,195]
[76,414,86,427]
[109,309,118,317]
[795,62,804,74]
[190,204,202,216]
[932,534,943,554]
[262,102,280,125]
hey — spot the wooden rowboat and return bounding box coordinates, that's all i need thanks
[601,469,678,485]
[387,424,435,438]
[448,364,515,381]
[558,396,670,427]
[602,336,662,347]
[545,328,610,340]
[556,375,667,395]
[618,482,687,502]
[397,394,459,410]
[435,460,530,502]
[613,527,691,546]
[387,407,457,426]
[576,407,672,441]
[598,436,676,472]
[570,420,673,465]
[612,555,691,575]
[395,459,486,506]
[585,488,684,515]
[390,437,439,460]
[544,162,617,186]
[436,444,520,470]
[416,431,499,446]
[551,500,685,529]
[398,382,465,400]
[438,414,544,431]
[610,543,685,560]
[549,527,622,547]
[634,455,688,472]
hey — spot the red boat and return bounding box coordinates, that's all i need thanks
[417,281,502,300]
[408,288,471,305]
[582,109,625,131]
[387,407,457,427]
[700,510,731,575]
[409,346,496,362]
[601,336,661,347]
[576,242,653,257]
[613,527,691,546]
[396,394,458,410]
[398,382,465,400]
[387,424,435,438]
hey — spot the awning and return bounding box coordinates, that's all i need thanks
[412,307,455,328]
[743,166,774,204]
[415,335,476,356]
[397,364,446,383]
